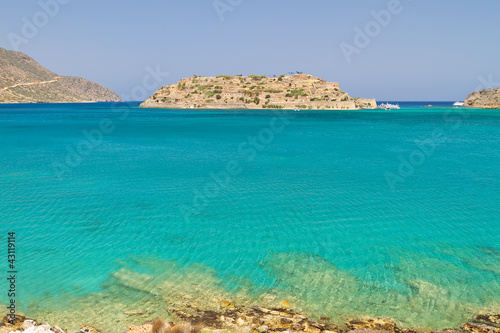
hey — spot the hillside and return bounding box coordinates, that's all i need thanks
[464,88,500,108]
[0,47,122,103]
[140,74,376,110]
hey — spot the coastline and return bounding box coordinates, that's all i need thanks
[3,307,499,333]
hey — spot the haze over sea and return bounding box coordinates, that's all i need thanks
[1,102,499,332]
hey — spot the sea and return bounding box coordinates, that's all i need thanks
[0,101,499,332]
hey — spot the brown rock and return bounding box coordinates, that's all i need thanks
[462,322,500,333]
[347,318,399,333]
[348,330,392,333]
[127,324,153,333]
[291,323,305,331]
[280,300,292,309]
[51,325,68,333]
[80,324,100,333]
[476,315,500,327]
[221,300,235,308]
[2,314,26,327]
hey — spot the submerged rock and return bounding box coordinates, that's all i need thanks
[475,315,500,327]
[80,324,101,333]
[126,323,153,333]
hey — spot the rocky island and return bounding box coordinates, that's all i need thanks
[140,74,376,110]
[464,88,500,109]
[0,47,122,103]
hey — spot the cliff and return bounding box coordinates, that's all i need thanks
[464,88,500,109]
[140,74,376,110]
[0,47,122,103]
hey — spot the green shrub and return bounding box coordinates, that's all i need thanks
[262,104,284,109]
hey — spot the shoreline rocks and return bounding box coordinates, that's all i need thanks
[3,311,500,333]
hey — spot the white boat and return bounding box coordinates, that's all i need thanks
[362,106,375,110]
[453,101,464,107]
[294,107,300,112]
[378,103,400,110]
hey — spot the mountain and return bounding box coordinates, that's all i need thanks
[464,88,500,109]
[0,47,122,103]
[140,74,376,110]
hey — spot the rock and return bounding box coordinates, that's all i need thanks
[348,330,392,333]
[22,324,53,333]
[257,325,270,332]
[127,323,153,333]
[462,322,500,333]
[475,315,500,327]
[22,320,37,330]
[347,318,399,333]
[280,300,292,309]
[2,314,26,327]
[220,300,235,308]
[51,326,67,333]
[80,324,100,333]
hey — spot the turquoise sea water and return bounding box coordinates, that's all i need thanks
[0,102,499,332]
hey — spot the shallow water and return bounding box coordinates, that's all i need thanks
[0,102,499,332]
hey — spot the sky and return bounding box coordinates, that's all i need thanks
[1,0,499,101]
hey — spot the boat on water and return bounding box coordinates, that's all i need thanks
[294,107,300,112]
[362,106,376,110]
[453,101,464,107]
[378,103,400,110]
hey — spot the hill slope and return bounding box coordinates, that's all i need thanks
[140,74,376,110]
[464,88,500,108]
[0,47,122,103]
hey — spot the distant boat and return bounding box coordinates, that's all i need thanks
[453,101,464,107]
[294,107,300,112]
[362,106,376,110]
[378,103,400,110]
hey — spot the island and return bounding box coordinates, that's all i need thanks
[464,87,500,109]
[0,47,122,103]
[140,74,376,110]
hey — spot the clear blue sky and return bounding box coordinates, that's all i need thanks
[1,0,499,101]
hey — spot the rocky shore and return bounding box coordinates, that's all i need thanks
[3,306,499,333]
[140,74,376,110]
[464,88,500,109]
